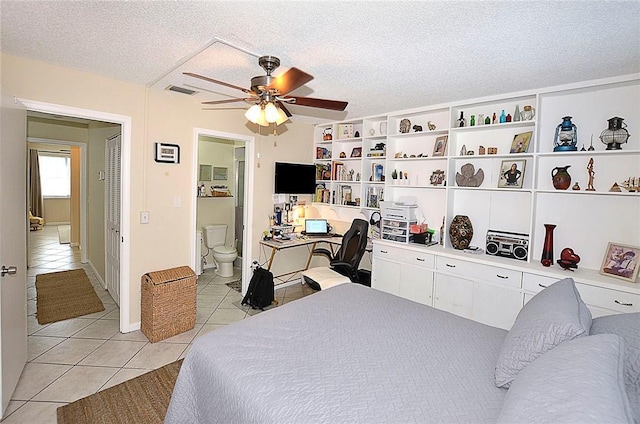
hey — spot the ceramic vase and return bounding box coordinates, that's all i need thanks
[552,165,571,190]
[541,224,556,267]
[449,215,473,250]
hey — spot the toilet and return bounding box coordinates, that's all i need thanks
[204,224,238,277]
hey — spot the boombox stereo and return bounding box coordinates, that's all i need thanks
[486,230,529,261]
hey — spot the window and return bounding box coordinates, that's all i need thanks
[39,154,70,197]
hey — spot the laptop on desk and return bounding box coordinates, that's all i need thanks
[302,219,332,237]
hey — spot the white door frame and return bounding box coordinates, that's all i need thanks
[191,128,255,293]
[19,99,133,332]
[26,137,88,264]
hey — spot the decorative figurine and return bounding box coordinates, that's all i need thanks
[339,151,346,158]
[586,157,595,191]
[557,247,580,271]
[354,131,360,138]
[487,147,498,154]
[323,127,333,141]
[599,116,630,150]
[460,144,467,156]
[520,105,535,121]
[455,163,484,187]
[427,121,436,130]
[479,146,486,155]
[399,118,411,133]
[552,165,572,190]
[413,124,423,132]
[369,128,375,136]
[609,182,622,192]
[572,182,581,190]
[553,116,578,152]
[492,112,497,124]
[621,177,639,192]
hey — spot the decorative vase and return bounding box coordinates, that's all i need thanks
[551,165,572,190]
[449,215,473,250]
[541,224,556,267]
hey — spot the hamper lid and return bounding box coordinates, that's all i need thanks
[143,266,195,285]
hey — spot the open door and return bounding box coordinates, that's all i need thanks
[106,134,121,305]
[0,94,28,417]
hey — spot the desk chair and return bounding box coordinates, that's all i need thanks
[29,210,44,231]
[302,218,369,290]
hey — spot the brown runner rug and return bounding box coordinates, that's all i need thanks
[35,269,105,325]
[57,359,183,424]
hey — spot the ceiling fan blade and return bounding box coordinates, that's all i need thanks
[287,96,348,111]
[184,72,254,95]
[268,67,313,95]
[276,101,292,117]
[202,98,253,105]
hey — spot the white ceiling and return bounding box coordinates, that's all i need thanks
[2,1,639,124]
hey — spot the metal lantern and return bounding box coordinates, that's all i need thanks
[599,116,630,150]
[553,116,578,152]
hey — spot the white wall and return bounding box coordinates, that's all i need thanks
[2,53,314,330]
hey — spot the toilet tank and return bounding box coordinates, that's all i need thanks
[204,224,227,248]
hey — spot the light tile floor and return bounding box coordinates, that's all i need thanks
[2,225,315,423]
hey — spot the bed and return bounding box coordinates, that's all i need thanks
[165,280,637,424]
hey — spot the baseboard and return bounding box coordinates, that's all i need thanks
[46,221,70,226]
[203,263,216,270]
[86,260,106,289]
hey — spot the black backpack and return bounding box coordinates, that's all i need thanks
[241,267,274,310]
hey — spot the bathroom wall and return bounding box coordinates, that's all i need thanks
[196,136,236,267]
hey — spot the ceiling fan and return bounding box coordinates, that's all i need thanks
[184,55,348,126]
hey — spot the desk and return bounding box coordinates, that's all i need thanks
[259,236,342,285]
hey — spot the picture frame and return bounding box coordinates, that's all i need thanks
[432,135,448,157]
[600,242,640,283]
[199,164,212,181]
[154,142,180,164]
[498,159,526,189]
[510,131,533,154]
[213,167,228,180]
[430,169,445,186]
[372,163,384,182]
[338,123,354,139]
[350,147,362,158]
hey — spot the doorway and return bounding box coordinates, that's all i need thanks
[192,128,254,294]
[20,99,133,332]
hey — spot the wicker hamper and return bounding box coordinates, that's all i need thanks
[141,266,196,343]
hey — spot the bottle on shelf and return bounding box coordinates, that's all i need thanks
[457,111,467,128]
[485,115,491,125]
[506,113,512,122]
[499,110,507,123]
[470,115,475,126]
[492,112,497,124]
[513,105,521,122]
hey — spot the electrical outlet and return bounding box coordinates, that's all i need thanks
[140,211,149,224]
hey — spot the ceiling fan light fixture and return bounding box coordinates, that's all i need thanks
[264,102,280,123]
[274,107,289,125]
[245,104,262,124]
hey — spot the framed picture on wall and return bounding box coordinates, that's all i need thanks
[510,131,533,153]
[432,135,448,157]
[213,167,228,180]
[498,159,526,189]
[600,242,640,283]
[199,164,212,181]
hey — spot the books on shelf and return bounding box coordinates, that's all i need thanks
[316,146,331,159]
[332,161,345,180]
[315,183,331,204]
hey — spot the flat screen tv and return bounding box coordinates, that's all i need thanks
[274,162,316,194]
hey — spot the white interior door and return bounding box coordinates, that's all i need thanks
[0,94,28,417]
[106,134,121,305]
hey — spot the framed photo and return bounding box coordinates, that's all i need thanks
[154,142,180,164]
[338,123,354,139]
[510,131,533,154]
[600,242,640,283]
[432,135,448,157]
[199,164,212,181]
[372,163,384,182]
[430,169,445,186]
[213,167,228,180]
[498,159,526,189]
[350,147,362,158]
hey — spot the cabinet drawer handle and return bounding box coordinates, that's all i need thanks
[538,283,548,289]
[380,250,388,254]
[615,300,633,307]
[416,258,425,262]
[446,263,456,268]
[496,274,508,279]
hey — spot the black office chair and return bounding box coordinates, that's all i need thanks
[303,219,369,290]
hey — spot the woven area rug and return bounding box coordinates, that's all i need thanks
[57,359,183,424]
[35,269,105,325]
[58,224,71,244]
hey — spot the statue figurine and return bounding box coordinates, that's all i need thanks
[586,158,595,191]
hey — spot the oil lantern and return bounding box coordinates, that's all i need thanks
[599,116,630,150]
[553,116,578,152]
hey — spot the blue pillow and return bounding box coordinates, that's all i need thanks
[497,334,634,424]
[494,278,591,388]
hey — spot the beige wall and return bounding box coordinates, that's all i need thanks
[70,146,81,245]
[41,198,70,224]
[2,53,314,330]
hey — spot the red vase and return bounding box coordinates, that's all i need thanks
[541,224,556,267]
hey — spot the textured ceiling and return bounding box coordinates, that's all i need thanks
[2,1,639,124]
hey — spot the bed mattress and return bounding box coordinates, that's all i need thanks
[165,283,508,423]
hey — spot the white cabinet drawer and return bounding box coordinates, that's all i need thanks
[575,284,640,314]
[373,244,434,268]
[436,257,521,288]
[522,273,559,293]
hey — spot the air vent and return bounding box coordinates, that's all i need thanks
[166,85,197,96]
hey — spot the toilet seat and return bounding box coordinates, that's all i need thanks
[214,246,236,254]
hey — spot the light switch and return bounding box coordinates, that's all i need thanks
[140,211,149,224]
